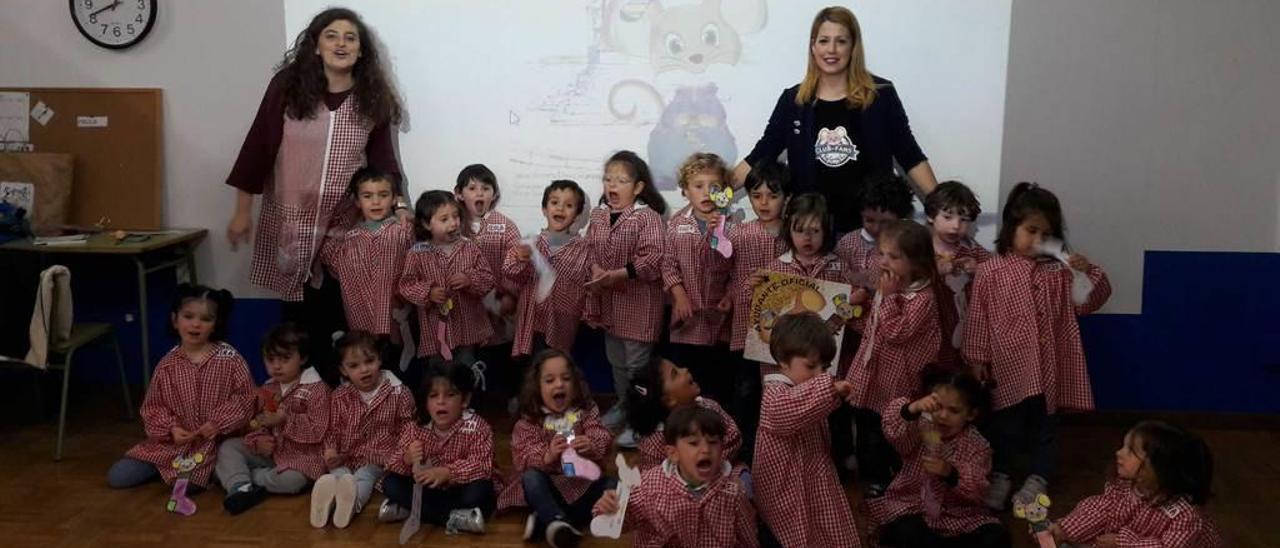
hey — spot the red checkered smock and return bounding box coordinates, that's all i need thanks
[845,282,941,413]
[634,397,742,472]
[399,239,496,356]
[622,461,758,548]
[583,203,666,343]
[1057,479,1223,547]
[324,371,416,470]
[725,221,787,352]
[505,232,592,358]
[387,409,503,490]
[319,218,413,337]
[242,367,331,480]
[497,405,613,511]
[662,209,732,345]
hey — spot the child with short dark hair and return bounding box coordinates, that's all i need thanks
[924,180,991,370]
[835,171,916,292]
[873,367,1009,547]
[753,312,860,547]
[1050,422,1221,547]
[107,285,255,493]
[311,330,415,529]
[378,361,498,535]
[625,356,742,471]
[593,404,758,547]
[218,323,331,515]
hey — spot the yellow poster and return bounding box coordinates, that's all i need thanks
[744,272,854,366]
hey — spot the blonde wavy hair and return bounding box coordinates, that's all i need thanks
[796,6,878,110]
[677,152,729,190]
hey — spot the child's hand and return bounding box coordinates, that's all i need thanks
[588,264,625,290]
[515,244,533,263]
[406,441,425,466]
[908,393,943,415]
[936,254,954,276]
[544,435,569,465]
[196,421,218,440]
[954,256,978,274]
[671,287,693,327]
[396,208,413,224]
[1067,253,1091,272]
[878,270,904,295]
[323,447,343,469]
[448,273,471,291]
[593,489,620,516]
[258,409,286,428]
[972,362,992,384]
[716,293,733,313]
[171,426,194,444]
[750,269,769,288]
[499,293,518,316]
[1047,523,1066,543]
[428,286,449,304]
[416,466,452,488]
[585,317,605,331]
[253,436,276,456]
[1094,534,1118,548]
[851,287,870,305]
[833,380,854,399]
[569,435,593,455]
[921,455,953,478]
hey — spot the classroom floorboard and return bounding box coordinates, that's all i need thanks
[0,384,1274,547]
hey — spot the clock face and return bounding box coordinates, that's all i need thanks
[69,0,157,50]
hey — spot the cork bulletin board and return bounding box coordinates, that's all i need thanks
[0,88,162,229]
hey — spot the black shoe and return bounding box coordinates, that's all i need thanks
[223,485,267,515]
[546,519,583,548]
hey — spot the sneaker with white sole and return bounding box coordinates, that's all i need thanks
[377,499,409,523]
[546,519,583,548]
[985,471,1013,510]
[309,474,337,528]
[445,507,486,535]
[331,474,358,529]
[615,427,638,449]
[522,514,538,541]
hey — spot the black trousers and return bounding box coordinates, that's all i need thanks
[280,275,347,387]
[978,395,1057,481]
[853,407,901,486]
[381,474,496,525]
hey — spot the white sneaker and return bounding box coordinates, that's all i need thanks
[614,427,638,449]
[522,514,537,541]
[445,507,486,535]
[377,499,409,523]
[985,472,1013,510]
[309,474,337,528]
[331,474,358,529]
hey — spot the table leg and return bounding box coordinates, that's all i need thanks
[135,256,151,387]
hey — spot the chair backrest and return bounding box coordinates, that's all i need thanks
[22,265,73,368]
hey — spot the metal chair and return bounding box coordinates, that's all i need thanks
[48,322,134,461]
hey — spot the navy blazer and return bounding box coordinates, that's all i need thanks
[744,76,927,194]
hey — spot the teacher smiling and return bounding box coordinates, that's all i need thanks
[735,6,938,234]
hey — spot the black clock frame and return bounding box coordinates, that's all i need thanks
[69,0,158,50]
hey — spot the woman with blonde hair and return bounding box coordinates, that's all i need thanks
[736,6,937,236]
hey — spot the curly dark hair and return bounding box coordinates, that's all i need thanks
[516,349,595,422]
[277,7,402,125]
[860,171,916,219]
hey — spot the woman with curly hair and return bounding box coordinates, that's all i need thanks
[224,7,405,372]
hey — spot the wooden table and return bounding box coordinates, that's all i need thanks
[1,229,207,386]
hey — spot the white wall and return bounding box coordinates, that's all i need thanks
[1001,0,1280,313]
[0,0,285,298]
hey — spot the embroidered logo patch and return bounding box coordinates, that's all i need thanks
[487,223,507,233]
[814,126,859,168]
[676,224,698,235]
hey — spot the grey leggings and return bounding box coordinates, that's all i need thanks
[215,437,309,495]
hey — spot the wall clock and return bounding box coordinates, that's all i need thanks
[70,0,157,50]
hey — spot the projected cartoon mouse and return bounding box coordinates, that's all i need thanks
[600,0,766,190]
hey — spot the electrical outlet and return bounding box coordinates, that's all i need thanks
[124,313,135,322]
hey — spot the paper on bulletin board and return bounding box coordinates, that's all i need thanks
[0,92,30,143]
[744,272,853,367]
[1,181,35,217]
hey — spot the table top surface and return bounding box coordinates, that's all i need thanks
[0,228,207,255]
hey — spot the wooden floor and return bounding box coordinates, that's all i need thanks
[0,384,1275,547]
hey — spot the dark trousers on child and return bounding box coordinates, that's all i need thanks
[728,351,762,466]
[978,395,1057,482]
[853,407,901,488]
[280,276,347,387]
[880,514,1011,548]
[521,470,615,530]
[381,473,496,525]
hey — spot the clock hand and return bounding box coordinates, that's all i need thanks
[89,0,123,18]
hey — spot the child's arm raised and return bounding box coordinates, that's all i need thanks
[503,243,535,283]
[1074,260,1111,316]
[759,374,842,437]
[874,286,939,344]
[445,419,496,484]
[880,396,925,457]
